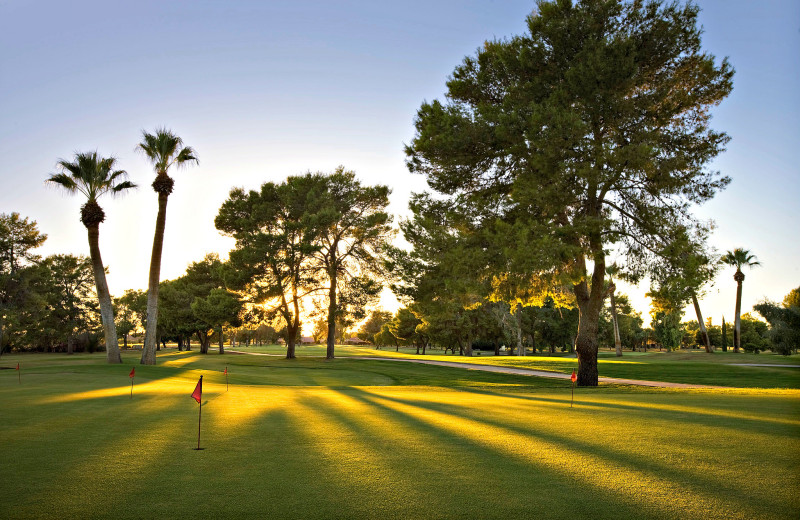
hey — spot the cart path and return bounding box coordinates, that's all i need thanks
[228,350,725,388]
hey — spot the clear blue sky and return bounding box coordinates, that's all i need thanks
[1,0,798,326]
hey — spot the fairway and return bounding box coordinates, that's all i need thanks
[2,351,799,520]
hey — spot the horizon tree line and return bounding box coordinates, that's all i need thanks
[2,1,797,366]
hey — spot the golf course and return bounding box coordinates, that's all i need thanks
[2,347,798,520]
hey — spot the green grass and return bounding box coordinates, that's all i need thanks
[233,343,800,388]
[1,350,799,519]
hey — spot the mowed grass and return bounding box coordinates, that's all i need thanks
[236,343,800,388]
[1,350,799,520]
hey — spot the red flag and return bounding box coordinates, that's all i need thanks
[16,363,20,371]
[570,369,577,383]
[224,366,227,375]
[129,367,135,378]
[191,375,203,403]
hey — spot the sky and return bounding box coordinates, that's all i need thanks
[1,0,798,328]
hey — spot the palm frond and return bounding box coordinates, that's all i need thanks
[721,248,760,270]
[48,151,134,203]
[46,172,79,193]
[174,146,199,167]
[138,127,198,175]
[112,180,138,194]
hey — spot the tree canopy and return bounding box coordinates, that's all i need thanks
[405,0,733,384]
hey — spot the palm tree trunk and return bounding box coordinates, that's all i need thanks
[141,190,170,365]
[734,272,743,353]
[610,290,622,357]
[692,293,713,353]
[87,223,122,363]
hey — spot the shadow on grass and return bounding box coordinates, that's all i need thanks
[455,387,800,431]
[349,387,793,520]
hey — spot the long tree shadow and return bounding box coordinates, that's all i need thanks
[352,387,793,520]
[6,393,191,519]
[329,387,672,520]
[455,386,800,431]
[384,389,800,514]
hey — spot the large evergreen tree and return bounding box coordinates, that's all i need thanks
[41,254,97,354]
[215,176,326,359]
[0,213,47,354]
[405,0,733,385]
[311,168,393,359]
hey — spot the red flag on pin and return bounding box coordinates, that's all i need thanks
[571,369,577,383]
[224,367,227,375]
[191,375,203,403]
[16,363,20,371]
[129,367,135,378]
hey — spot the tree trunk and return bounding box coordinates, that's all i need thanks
[575,307,600,386]
[0,314,5,357]
[141,189,170,365]
[514,304,525,357]
[610,289,622,357]
[86,223,122,363]
[464,333,473,357]
[692,293,712,353]
[734,271,744,353]
[197,331,209,354]
[286,291,301,359]
[186,336,192,351]
[67,334,74,355]
[286,326,297,359]
[218,325,225,354]
[573,254,605,386]
[326,269,337,360]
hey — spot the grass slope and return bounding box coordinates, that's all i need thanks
[1,350,798,520]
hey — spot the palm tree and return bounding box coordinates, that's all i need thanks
[606,263,623,357]
[138,128,198,365]
[720,248,760,353]
[47,152,136,364]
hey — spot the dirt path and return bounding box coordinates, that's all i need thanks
[228,350,724,388]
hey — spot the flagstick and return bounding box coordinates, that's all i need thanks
[225,366,228,391]
[130,377,134,399]
[571,378,574,408]
[196,398,202,450]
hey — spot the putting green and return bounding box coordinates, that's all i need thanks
[1,351,798,519]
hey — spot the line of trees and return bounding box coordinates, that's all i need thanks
[4,2,798,370]
[1,213,104,354]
